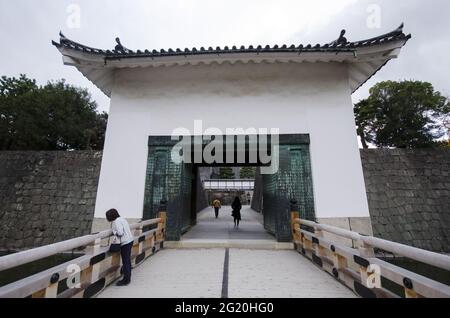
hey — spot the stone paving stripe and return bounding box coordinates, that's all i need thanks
[221,248,229,298]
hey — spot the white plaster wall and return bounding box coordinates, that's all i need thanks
[95,61,370,220]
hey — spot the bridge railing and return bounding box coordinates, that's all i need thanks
[291,211,450,298]
[0,212,167,298]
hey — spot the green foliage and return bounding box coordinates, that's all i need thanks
[219,167,235,179]
[240,166,256,179]
[355,80,450,149]
[0,75,108,150]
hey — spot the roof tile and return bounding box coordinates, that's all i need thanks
[53,24,411,61]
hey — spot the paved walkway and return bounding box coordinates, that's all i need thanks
[183,206,274,241]
[167,207,292,249]
[98,248,357,298]
[98,207,356,298]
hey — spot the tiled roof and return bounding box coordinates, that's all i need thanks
[52,24,411,60]
[52,24,411,97]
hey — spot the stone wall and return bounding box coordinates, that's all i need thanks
[1,149,449,252]
[0,151,102,251]
[361,149,450,253]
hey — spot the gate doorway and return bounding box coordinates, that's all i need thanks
[143,134,315,242]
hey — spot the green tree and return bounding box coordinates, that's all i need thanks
[355,80,450,149]
[219,167,235,179]
[0,75,108,150]
[240,167,256,179]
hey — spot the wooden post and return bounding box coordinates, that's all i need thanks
[303,237,313,254]
[357,239,375,289]
[80,266,93,290]
[291,212,299,242]
[332,252,348,280]
[136,224,144,255]
[110,252,121,275]
[85,238,102,255]
[135,224,143,236]
[357,239,375,258]
[358,241,376,289]
[31,280,59,298]
[359,266,370,288]
[314,229,326,257]
[294,224,302,249]
[44,283,59,298]
[32,289,46,298]
[405,288,422,298]
[290,199,300,244]
[85,238,102,283]
[158,199,168,242]
[158,212,167,242]
[332,250,347,268]
[159,212,167,229]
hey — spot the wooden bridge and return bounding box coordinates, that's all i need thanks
[0,204,449,298]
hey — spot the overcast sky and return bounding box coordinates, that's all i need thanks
[0,0,449,113]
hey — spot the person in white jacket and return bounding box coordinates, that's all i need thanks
[106,209,134,286]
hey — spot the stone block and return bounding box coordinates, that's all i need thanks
[402,231,413,241]
[24,237,34,247]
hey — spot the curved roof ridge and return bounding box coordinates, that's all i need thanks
[52,23,410,58]
[52,23,411,97]
[350,23,408,44]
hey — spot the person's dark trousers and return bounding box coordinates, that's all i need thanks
[120,242,133,282]
[214,207,219,218]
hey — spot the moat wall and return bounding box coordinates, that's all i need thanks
[1,149,449,252]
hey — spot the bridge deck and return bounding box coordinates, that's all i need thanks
[169,206,290,249]
[98,248,356,298]
[98,207,356,298]
[184,206,273,241]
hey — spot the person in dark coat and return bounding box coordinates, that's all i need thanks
[231,196,242,228]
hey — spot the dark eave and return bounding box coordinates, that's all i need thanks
[52,24,411,60]
[52,24,411,97]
